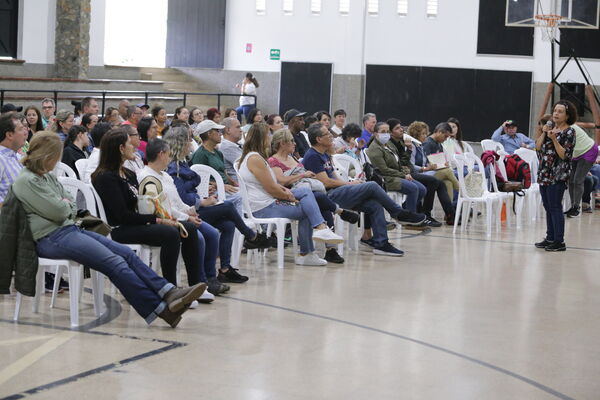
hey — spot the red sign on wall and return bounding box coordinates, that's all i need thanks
[246,43,253,53]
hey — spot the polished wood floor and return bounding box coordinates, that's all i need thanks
[1,211,599,400]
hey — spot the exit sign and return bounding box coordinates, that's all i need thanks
[270,49,280,60]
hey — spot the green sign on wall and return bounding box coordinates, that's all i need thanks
[270,49,280,60]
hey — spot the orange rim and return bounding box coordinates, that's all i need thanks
[534,14,563,27]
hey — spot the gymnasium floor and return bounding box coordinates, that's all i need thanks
[1,212,599,400]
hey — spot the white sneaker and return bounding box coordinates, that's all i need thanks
[197,290,215,304]
[188,300,199,309]
[295,252,327,266]
[312,228,344,244]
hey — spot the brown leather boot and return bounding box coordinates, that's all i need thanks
[158,304,190,328]
[163,282,207,313]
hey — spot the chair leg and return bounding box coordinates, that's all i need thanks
[68,265,82,328]
[291,222,299,258]
[50,265,66,308]
[32,266,45,313]
[485,201,493,237]
[91,271,105,317]
[231,230,244,268]
[276,222,285,268]
[14,292,22,321]
[453,198,463,234]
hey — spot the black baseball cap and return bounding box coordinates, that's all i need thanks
[506,120,518,127]
[1,103,23,113]
[283,109,306,123]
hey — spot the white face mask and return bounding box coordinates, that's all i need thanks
[378,133,391,144]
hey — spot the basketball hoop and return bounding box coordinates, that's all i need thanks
[535,13,562,42]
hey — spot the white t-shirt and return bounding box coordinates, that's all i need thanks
[331,125,343,136]
[239,82,256,106]
[238,152,277,213]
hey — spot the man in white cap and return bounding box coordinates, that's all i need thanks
[190,119,242,213]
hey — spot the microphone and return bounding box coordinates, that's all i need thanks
[546,120,555,129]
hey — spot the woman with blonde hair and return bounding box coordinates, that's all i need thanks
[268,128,358,263]
[237,123,344,266]
[51,110,74,142]
[11,132,206,327]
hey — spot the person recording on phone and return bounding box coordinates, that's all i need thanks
[491,120,535,154]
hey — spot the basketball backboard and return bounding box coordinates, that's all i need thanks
[506,0,600,28]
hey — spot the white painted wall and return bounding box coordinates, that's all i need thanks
[224,0,600,83]
[18,0,105,66]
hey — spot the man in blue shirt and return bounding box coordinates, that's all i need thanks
[359,113,376,147]
[303,123,427,257]
[491,120,535,154]
[0,113,27,205]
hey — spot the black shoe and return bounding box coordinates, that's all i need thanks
[244,232,270,249]
[373,241,404,257]
[324,248,344,263]
[534,239,552,248]
[59,278,69,290]
[207,277,230,295]
[394,211,427,226]
[360,238,374,250]
[44,272,64,294]
[545,241,566,252]
[218,267,249,283]
[424,217,442,228]
[340,210,359,224]
[566,207,580,218]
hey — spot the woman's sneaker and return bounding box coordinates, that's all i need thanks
[360,238,374,251]
[197,290,215,304]
[394,211,427,225]
[582,203,593,213]
[312,228,344,244]
[218,267,249,283]
[373,241,404,257]
[340,210,359,224]
[208,277,230,295]
[534,239,552,248]
[244,232,270,249]
[545,241,566,252]
[295,252,327,266]
[324,248,344,263]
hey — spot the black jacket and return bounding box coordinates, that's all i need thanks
[62,143,88,179]
[0,189,39,296]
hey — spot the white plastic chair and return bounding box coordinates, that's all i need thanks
[52,162,77,178]
[513,147,541,221]
[453,154,503,236]
[332,154,364,252]
[233,162,298,269]
[14,178,105,327]
[480,139,505,153]
[74,158,89,180]
[190,163,247,267]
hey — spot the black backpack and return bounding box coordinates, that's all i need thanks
[363,162,386,191]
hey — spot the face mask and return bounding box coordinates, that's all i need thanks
[378,133,391,144]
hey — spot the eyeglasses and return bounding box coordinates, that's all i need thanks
[42,106,54,110]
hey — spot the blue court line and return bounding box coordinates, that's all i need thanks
[222,295,575,400]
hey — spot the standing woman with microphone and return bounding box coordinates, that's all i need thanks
[235,73,259,124]
[534,100,577,252]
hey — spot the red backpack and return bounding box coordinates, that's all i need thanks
[504,154,531,189]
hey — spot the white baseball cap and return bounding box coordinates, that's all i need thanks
[195,119,225,135]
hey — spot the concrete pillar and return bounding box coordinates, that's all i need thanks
[55,0,91,78]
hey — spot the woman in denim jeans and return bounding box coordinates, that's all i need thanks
[11,132,206,328]
[534,100,577,252]
[236,123,344,266]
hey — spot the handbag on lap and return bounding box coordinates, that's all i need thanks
[138,176,188,238]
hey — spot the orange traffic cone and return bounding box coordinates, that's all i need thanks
[501,203,507,222]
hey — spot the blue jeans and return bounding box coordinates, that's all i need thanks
[196,222,219,282]
[327,181,404,247]
[313,191,337,227]
[235,104,255,123]
[197,200,255,269]
[36,225,174,324]
[398,179,426,212]
[590,164,600,190]
[540,182,567,243]
[254,186,325,254]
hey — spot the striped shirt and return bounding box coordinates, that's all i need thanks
[0,145,23,203]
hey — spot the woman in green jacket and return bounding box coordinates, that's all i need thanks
[11,132,206,328]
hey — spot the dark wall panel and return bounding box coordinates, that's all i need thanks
[166,0,226,68]
[365,65,532,142]
[279,62,332,116]
[0,0,18,58]
[477,0,534,56]
[559,28,600,59]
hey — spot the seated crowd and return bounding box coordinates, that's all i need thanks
[0,87,597,328]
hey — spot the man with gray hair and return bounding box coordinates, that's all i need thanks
[359,112,377,146]
[40,98,55,128]
[218,117,243,182]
